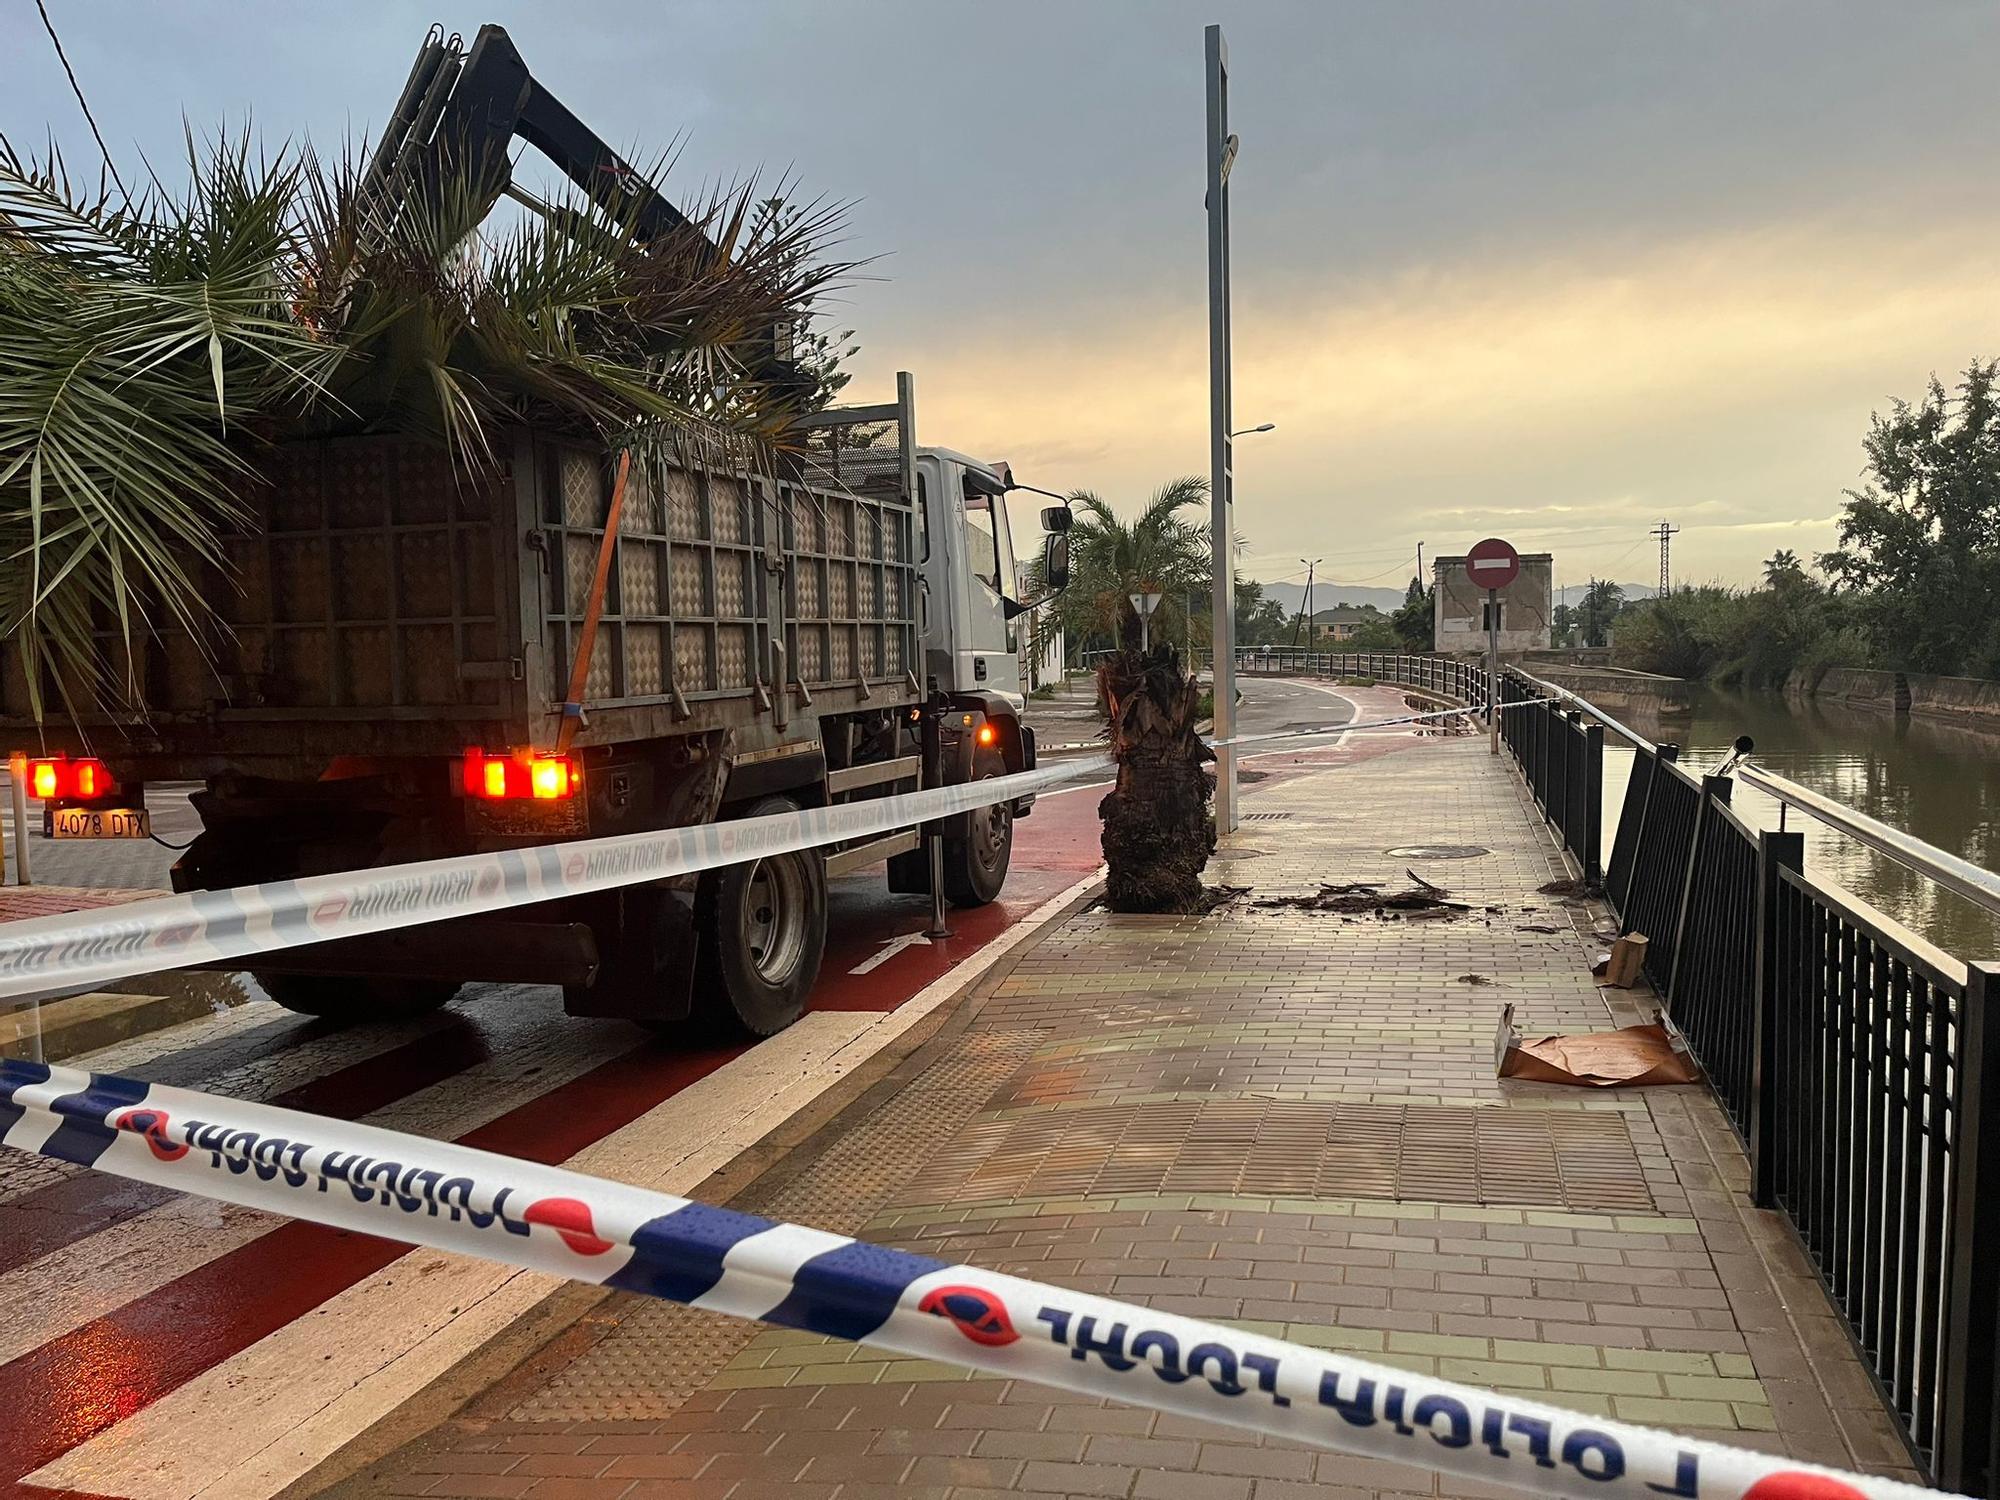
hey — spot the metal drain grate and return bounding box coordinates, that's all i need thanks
[510,1027,1048,1421]
[1324,1103,1653,1211]
[1241,811,1293,822]
[897,1098,1655,1213]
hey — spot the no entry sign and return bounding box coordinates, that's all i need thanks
[1466,537,1521,592]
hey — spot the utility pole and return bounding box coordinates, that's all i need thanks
[1650,520,1679,597]
[1291,557,1320,648]
[1205,23,1240,834]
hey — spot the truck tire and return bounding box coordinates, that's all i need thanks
[255,974,460,1022]
[944,756,1013,908]
[695,796,826,1037]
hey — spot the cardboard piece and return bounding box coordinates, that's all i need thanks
[1494,1003,1700,1088]
[1591,932,1648,988]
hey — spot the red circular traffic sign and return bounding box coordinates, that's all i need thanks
[1465,537,1520,592]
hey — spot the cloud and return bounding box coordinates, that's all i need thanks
[856,209,1995,586]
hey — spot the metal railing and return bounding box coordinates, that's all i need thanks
[1496,671,1602,885]
[1254,649,2000,1490]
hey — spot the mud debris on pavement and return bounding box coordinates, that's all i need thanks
[1252,879,1472,918]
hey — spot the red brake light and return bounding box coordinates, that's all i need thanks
[463,750,579,801]
[24,756,116,802]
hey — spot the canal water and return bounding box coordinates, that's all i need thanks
[1603,685,2000,962]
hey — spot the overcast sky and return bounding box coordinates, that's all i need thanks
[9,1,1995,594]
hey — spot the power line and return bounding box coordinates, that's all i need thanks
[35,0,127,201]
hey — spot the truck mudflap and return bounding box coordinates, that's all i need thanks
[561,886,701,1023]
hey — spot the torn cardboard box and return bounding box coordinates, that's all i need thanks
[1494,1003,1700,1088]
[1591,932,1648,988]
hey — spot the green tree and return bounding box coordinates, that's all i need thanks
[1822,360,2000,675]
[1575,579,1625,648]
[1763,549,1805,588]
[1390,574,1433,650]
[1031,478,1210,660]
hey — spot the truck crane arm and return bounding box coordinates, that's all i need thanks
[364,23,795,375]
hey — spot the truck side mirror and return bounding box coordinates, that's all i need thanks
[1041,505,1073,533]
[1043,533,1071,592]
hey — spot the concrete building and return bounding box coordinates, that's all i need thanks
[1432,551,1553,654]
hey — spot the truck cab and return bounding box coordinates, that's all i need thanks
[919,448,1028,717]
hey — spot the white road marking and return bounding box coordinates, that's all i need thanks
[28,863,1107,1500]
[0,1002,638,1363]
[849,932,931,974]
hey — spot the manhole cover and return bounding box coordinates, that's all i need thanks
[1385,844,1489,859]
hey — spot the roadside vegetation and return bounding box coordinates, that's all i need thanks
[1594,360,2000,687]
[1231,575,1433,654]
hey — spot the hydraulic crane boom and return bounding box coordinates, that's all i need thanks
[364,23,795,374]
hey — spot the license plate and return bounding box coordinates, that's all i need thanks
[50,806,152,840]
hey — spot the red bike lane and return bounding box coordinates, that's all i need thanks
[0,779,1108,1498]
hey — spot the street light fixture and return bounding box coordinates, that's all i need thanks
[1229,423,1275,437]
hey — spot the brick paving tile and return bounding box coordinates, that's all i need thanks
[349,713,1925,1498]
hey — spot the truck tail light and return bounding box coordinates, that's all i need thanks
[976,724,997,747]
[462,749,580,801]
[23,756,118,802]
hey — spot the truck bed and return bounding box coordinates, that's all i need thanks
[5,431,920,777]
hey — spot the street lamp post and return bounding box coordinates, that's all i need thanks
[1205,23,1239,835]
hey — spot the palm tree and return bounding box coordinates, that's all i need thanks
[0,130,848,726]
[1764,549,1803,587]
[1029,476,1215,912]
[1031,477,1211,663]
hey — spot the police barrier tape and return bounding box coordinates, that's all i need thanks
[0,697,1524,1003]
[0,1059,1943,1500]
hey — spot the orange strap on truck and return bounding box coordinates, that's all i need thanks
[554,449,632,754]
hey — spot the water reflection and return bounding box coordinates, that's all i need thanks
[1603,686,2000,961]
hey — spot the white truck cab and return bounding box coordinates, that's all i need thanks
[917,447,1028,713]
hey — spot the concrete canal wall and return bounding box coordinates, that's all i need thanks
[1786,665,2000,725]
[1531,662,1692,713]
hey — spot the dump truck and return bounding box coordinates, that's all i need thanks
[4,26,1072,1036]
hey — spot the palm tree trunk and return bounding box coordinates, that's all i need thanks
[1097,643,1216,913]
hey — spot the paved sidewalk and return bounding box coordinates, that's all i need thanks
[353,691,1916,1499]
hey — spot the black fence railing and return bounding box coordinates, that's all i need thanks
[1235,648,1490,711]
[1243,648,2000,1490]
[1497,672,1603,884]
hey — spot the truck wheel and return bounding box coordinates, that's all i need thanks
[695,796,827,1037]
[254,974,460,1022]
[945,757,1013,908]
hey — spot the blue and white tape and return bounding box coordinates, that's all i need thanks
[0,1059,1945,1500]
[0,697,1538,1002]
